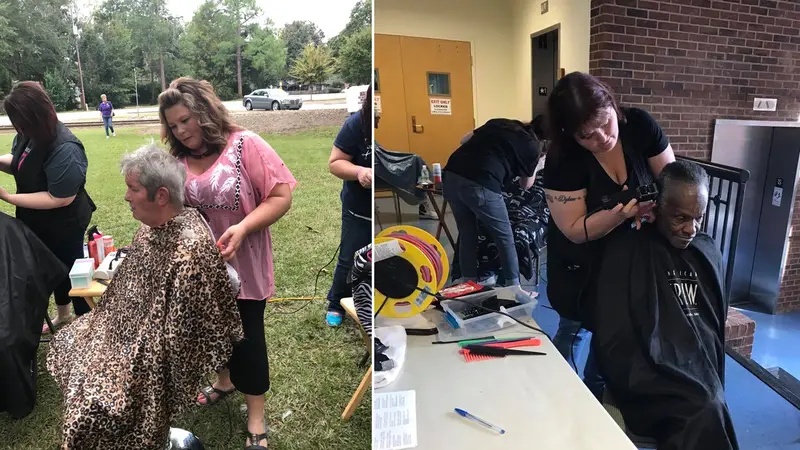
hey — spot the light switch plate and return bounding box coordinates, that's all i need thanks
[754,98,778,112]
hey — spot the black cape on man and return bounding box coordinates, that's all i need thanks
[0,212,68,418]
[590,225,739,450]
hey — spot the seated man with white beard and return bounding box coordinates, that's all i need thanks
[590,160,739,450]
[47,143,243,450]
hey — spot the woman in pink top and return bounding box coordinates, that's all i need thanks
[158,77,296,450]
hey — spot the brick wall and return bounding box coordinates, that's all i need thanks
[725,309,756,358]
[589,0,800,313]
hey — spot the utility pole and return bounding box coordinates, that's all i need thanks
[134,68,140,118]
[73,23,87,111]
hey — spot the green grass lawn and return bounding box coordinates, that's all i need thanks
[0,127,371,449]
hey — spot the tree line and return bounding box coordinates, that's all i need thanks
[0,0,371,111]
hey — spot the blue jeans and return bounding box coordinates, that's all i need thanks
[442,171,520,286]
[326,208,371,313]
[103,116,114,136]
[553,316,604,399]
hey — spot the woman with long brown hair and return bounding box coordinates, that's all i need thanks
[158,77,296,450]
[542,72,675,398]
[0,81,95,331]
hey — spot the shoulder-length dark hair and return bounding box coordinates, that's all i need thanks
[158,77,241,158]
[546,72,625,161]
[361,85,372,139]
[3,81,59,145]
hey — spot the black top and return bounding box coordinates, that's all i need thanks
[542,107,669,212]
[10,122,94,236]
[444,118,540,193]
[335,111,371,218]
[542,108,669,318]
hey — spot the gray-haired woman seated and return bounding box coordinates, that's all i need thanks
[46,143,243,450]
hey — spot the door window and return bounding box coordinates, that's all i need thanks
[427,72,451,96]
[375,68,381,92]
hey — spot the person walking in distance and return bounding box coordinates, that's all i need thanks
[99,94,115,139]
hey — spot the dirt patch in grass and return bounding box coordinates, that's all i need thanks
[135,108,349,136]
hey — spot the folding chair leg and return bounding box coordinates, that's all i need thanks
[393,193,402,223]
[342,366,372,421]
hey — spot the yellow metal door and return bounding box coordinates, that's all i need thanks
[399,36,475,167]
[374,34,411,153]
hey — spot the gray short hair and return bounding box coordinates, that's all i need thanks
[120,142,186,208]
[657,160,709,204]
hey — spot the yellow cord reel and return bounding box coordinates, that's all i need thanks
[374,225,450,318]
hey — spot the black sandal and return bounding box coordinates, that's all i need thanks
[197,385,236,406]
[244,426,269,450]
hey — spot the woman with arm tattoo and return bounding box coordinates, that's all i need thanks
[542,72,675,398]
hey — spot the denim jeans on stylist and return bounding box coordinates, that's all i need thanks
[553,316,604,399]
[442,171,520,286]
[326,208,372,313]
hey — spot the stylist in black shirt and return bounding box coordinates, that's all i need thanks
[0,82,95,332]
[325,85,373,327]
[542,72,675,398]
[443,119,541,288]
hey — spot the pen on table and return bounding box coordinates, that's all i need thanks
[454,408,506,434]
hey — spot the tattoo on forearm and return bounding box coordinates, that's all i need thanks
[546,194,583,204]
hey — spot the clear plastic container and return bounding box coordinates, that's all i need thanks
[69,258,95,290]
[438,286,537,337]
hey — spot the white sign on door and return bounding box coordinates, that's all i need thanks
[375,95,382,114]
[429,98,452,115]
[773,186,783,207]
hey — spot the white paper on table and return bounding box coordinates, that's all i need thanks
[372,390,417,450]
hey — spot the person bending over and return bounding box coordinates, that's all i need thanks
[47,144,243,450]
[443,118,541,289]
[591,160,738,450]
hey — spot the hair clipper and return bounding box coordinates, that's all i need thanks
[601,183,658,210]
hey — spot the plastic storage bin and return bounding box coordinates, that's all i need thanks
[69,258,95,290]
[439,286,537,337]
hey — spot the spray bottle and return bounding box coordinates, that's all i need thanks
[87,225,105,268]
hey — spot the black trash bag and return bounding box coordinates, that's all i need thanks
[0,212,68,418]
[374,143,426,206]
[591,226,739,450]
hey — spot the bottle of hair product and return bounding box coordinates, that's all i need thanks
[92,230,105,268]
[103,236,115,257]
[88,238,98,268]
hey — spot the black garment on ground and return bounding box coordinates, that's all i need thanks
[0,212,68,418]
[444,119,540,194]
[335,111,372,218]
[542,107,668,322]
[591,226,738,450]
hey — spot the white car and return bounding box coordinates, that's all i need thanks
[242,89,303,111]
[346,85,370,114]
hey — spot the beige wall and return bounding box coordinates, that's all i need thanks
[511,0,592,120]
[375,0,517,126]
[375,0,592,124]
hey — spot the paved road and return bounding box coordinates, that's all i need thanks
[0,99,347,126]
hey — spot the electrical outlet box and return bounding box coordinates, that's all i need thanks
[754,98,778,112]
